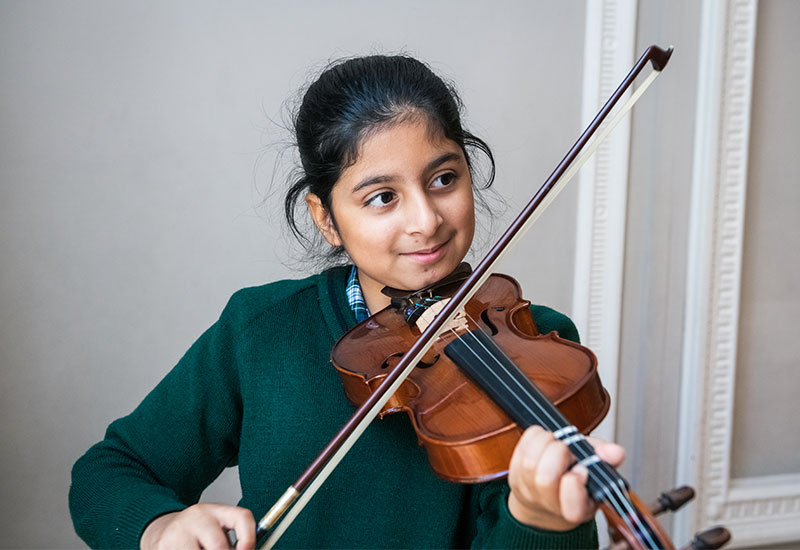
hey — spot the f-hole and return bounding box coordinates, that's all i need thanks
[480,307,502,335]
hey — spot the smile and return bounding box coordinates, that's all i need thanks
[401,240,449,263]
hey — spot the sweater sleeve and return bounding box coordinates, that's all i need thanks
[470,304,599,549]
[472,481,598,549]
[69,309,243,549]
[529,304,581,343]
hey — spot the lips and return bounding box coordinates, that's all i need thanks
[401,239,450,263]
[409,243,445,255]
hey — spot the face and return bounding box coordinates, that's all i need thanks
[307,118,475,312]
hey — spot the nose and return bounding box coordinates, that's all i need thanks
[404,190,443,237]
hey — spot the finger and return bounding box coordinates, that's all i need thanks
[226,509,256,550]
[511,426,553,472]
[534,437,572,488]
[203,505,255,550]
[204,505,256,550]
[509,427,556,502]
[586,436,626,468]
[531,437,573,513]
[560,464,595,524]
[193,507,239,550]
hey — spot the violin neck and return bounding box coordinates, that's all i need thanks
[444,329,667,549]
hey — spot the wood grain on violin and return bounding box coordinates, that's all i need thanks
[332,272,609,483]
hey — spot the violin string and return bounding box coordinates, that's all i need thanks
[453,322,659,549]
[445,324,654,547]
[445,332,643,544]
[444,320,660,549]
[459,323,660,549]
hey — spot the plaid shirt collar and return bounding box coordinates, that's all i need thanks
[346,266,370,323]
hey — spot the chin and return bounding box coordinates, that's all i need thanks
[414,265,457,289]
[391,255,465,292]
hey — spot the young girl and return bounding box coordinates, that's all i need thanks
[70,55,623,549]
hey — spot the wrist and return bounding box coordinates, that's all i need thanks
[507,492,580,532]
[140,512,177,550]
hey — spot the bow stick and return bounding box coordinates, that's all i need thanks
[255,44,674,550]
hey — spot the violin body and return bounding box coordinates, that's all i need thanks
[331,273,610,483]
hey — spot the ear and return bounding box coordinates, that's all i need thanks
[305,193,342,247]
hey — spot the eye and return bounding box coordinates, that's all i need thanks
[365,190,396,208]
[431,172,456,188]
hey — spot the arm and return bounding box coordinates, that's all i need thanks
[69,309,245,549]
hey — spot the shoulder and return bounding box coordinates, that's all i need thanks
[529,305,581,344]
[219,265,351,330]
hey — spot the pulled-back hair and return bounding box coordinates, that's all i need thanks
[284,55,496,261]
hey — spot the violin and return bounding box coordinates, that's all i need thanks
[252,45,731,550]
[332,267,610,483]
[332,267,729,550]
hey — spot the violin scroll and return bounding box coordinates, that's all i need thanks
[604,485,731,550]
[683,527,731,550]
[650,486,695,514]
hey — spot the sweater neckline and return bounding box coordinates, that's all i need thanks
[316,265,357,341]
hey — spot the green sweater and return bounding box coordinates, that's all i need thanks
[69,266,597,549]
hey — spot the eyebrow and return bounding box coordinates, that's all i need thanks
[351,151,464,193]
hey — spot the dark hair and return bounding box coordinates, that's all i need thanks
[284,54,496,261]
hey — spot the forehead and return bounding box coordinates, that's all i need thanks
[346,118,462,175]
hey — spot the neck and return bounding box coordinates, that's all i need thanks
[359,278,392,314]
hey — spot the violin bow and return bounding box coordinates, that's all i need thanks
[254,44,674,550]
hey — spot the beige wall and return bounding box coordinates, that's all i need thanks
[620,1,800,548]
[619,0,703,513]
[0,2,586,548]
[2,1,798,549]
[732,0,800,479]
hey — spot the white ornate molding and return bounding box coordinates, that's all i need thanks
[573,0,637,443]
[674,0,800,547]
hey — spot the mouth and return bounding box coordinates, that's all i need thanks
[401,239,450,263]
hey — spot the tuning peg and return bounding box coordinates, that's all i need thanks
[681,526,731,550]
[650,485,695,515]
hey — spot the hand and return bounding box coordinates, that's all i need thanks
[140,503,256,550]
[507,426,625,531]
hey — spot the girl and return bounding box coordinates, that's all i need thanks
[70,55,623,549]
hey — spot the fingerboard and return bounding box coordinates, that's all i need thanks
[444,329,665,549]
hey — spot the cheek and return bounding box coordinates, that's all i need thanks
[338,212,401,258]
[465,196,476,229]
[453,191,476,235]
